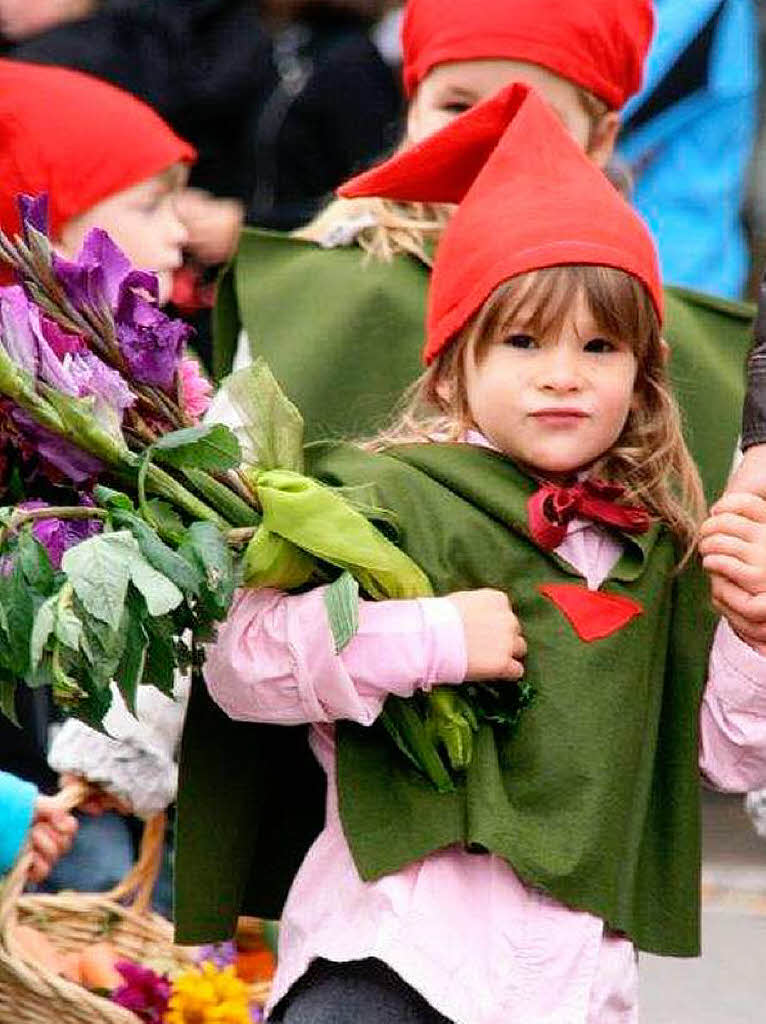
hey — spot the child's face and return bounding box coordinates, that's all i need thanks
[0,0,93,41]
[57,164,189,305]
[463,288,637,478]
[407,59,619,168]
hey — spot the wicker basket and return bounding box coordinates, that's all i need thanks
[0,782,195,1024]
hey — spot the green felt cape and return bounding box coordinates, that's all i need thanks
[214,228,752,506]
[176,441,712,957]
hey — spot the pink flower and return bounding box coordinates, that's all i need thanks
[179,357,213,422]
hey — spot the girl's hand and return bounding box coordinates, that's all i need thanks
[58,773,132,817]
[28,795,78,884]
[446,589,527,681]
[699,492,766,652]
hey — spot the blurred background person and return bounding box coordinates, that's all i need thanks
[617,0,759,299]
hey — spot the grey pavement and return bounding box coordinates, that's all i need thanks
[639,791,766,1022]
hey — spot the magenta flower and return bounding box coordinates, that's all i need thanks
[20,499,102,569]
[179,357,212,421]
[111,961,171,1023]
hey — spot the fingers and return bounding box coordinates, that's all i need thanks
[710,575,766,632]
[703,553,766,596]
[699,512,762,546]
[709,491,766,522]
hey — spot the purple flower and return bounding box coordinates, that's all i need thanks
[18,194,49,240]
[20,500,103,570]
[111,961,171,1023]
[196,941,237,970]
[52,228,158,312]
[11,409,102,483]
[67,351,135,427]
[0,286,38,376]
[116,288,192,390]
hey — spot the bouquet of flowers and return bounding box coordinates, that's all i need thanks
[0,195,532,792]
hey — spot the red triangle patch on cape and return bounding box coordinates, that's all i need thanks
[538,583,643,642]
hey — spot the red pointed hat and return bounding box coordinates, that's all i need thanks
[401,0,655,109]
[339,82,662,364]
[0,60,196,242]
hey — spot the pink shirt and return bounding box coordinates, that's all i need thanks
[204,521,766,1024]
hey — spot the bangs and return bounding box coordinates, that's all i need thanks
[473,265,659,360]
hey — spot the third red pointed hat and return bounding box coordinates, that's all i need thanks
[338,82,662,364]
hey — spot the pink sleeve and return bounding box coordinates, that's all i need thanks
[203,587,467,726]
[699,618,766,790]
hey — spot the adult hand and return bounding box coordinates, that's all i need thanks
[699,491,766,653]
[28,795,78,884]
[176,189,244,265]
[446,588,527,681]
[723,444,766,501]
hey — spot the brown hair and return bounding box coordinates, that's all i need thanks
[369,265,706,553]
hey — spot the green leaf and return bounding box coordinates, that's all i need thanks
[93,485,135,512]
[143,615,176,696]
[0,673,18,725]
[62,532,134,630]
[30,595,57,669]
[242,526,315,591]
[111,511,202,596]
[223,358,305,473]
[151,423,241,472]
[0,561,36,674]
[380,697,454,793]
[323,572,359,654]
[178,522,235,619]
[428,689,477,771]
[249,469,432,601]
[79,601,129,689]
[115,588,148,713]
[128,553,183,617]
[18,531,54,593]
[55,601,82,652]
[145,500,185,539]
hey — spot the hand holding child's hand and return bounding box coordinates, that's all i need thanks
[699,492,766,653]
[447,589,527,681]
[58,773,132,817]
[176,188,244,265]
[28,795,78,884]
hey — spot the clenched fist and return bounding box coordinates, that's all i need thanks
[446,589,527,681]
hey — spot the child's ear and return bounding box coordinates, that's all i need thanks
[659,338,670,364]
[588,112,621,169]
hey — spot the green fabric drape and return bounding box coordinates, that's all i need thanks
[176,440,712,957]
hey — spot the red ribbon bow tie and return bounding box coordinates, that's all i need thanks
[527,478,651,550]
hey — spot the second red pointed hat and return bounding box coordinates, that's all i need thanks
[338,83,662,364]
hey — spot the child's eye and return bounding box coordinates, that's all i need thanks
[584,337,615,353]
[504,334,537,349]
[439,100,472,115]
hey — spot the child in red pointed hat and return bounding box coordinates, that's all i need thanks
[215,0,751,545]
[0,59,207,905]
[193,84,766,1023]
[0,59,195,303]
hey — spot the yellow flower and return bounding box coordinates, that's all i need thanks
[165,962,252,1024]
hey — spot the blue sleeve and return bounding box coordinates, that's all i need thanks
[0,770,37,874]
[618,0,759,297]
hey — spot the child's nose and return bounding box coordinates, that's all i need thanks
[539,347,583,391]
